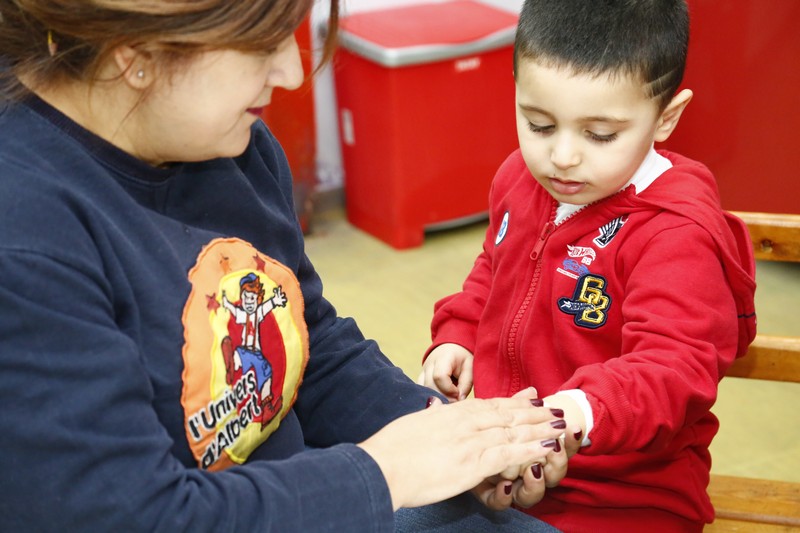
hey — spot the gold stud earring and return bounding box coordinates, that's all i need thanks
[47,30,58,57]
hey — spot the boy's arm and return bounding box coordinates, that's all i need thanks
[561,222,741,455]
[426,228,496,360]
[422,224,496,399]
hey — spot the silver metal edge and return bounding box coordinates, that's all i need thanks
[337,27,517,68]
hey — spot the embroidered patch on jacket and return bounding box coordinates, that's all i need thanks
[181,238,308,471]
[593,215,628,248]
[495,211,510,246]
[558,274,611,328]
[556,259,590,279]
[556,245,596,279]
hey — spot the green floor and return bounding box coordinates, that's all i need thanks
[304,209,800,483]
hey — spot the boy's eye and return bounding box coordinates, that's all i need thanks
[528,122,554,135]
[587,131,618,143]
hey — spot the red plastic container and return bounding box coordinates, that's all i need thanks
[661,0,800,214]
[333,1,519,248]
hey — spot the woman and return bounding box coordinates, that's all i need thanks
[0,1,564,531]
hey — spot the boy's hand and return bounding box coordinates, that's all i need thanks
[541,393,586,461]
[471,465,547,511]
[417,343,474,401]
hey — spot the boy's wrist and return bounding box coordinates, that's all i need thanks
[544,391,591,447]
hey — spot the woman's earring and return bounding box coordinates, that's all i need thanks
[136,70,145,79]
[47,30,58,57]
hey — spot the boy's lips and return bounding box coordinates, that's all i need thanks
[549,177,586,196]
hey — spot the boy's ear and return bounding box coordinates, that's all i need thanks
[654,88,693,142]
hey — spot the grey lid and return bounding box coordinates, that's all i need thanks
[338,26,516,68]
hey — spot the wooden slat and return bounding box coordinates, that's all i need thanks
[708,474,800,528]
[730,211,800,263]
[710,212,800,531]
[726,335,800,383]
[705,517,800,532]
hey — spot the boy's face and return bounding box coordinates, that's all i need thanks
[515,59,664,205]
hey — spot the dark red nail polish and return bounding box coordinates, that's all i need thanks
[530,398,545,407]
[504,483,512,495]
[554,439,562,453]
[531,463,542,479]
[550,408,564,418]
[541,439,558,449]
[574,430,583,442]
[426,396,435,408]
[550,419,567,429]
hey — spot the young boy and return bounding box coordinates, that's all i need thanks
[418,0,757,531]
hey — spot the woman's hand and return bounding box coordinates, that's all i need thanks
[417,343,474,401]
[357,396,563,510]
[470,387,572,511]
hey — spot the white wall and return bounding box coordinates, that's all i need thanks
[311,0,523,191]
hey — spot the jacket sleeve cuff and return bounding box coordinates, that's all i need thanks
[425,322,478,362]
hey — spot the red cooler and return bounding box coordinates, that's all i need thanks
[333,1,519,249]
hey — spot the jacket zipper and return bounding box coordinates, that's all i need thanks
[506,215,556,393]
[503,188,633,392]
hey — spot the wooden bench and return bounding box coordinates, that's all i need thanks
[705,212,800,532]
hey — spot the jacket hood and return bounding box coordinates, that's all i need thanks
[631,150,757,357]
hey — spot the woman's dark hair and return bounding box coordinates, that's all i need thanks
[0,0,339,100]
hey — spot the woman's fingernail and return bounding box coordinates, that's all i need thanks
[550,408,564,418]
[554,439,562,453]
[426,396,435,408]
[530,398,545,407]
[550,419,567,429]
[504,483,512,495]
[574,430,583,442]
[541,439,558,449]
[531,463,542,479]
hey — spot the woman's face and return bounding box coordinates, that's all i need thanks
[129,35,303,165]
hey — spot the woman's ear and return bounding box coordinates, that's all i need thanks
[654,88,693,142]
[113,45,153,89]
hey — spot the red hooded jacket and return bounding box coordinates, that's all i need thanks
[429,149,757,532]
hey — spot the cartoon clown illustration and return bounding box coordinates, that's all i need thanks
[220,272,287,428]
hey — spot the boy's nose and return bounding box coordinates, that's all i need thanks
[269,35,304,91]
[550,134,581,170]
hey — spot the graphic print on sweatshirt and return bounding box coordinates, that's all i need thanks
[181,238,308,471]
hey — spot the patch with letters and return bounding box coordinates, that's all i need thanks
[593,215,628,248]
[181,238,308,471]
[558,274,611,329]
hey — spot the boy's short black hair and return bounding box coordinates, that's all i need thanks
[513,0,689,110]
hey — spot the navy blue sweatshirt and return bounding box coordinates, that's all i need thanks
[0,96,432,532]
